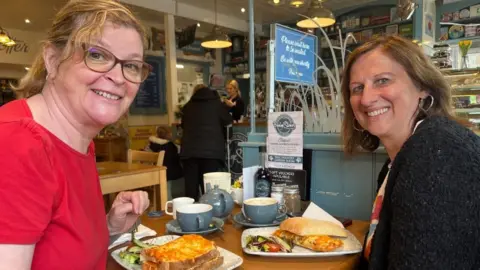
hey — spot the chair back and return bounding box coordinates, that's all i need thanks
[127,149,166,167]
[127,149,159,165]
[156,151,165,166]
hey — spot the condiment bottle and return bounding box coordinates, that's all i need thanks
[254,146,272,197]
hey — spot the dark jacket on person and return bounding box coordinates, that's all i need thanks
[228,96,245,122]
[180,87,232,160]
[148,136,183,181]
[359,116,480,270]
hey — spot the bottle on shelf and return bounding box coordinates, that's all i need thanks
[254,146,272,197]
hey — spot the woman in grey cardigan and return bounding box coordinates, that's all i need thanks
[341,35,480,269]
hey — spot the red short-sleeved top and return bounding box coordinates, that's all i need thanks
[0,99,109,270]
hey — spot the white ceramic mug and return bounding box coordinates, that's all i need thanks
[165,197,194,219]
[230,188,243,205]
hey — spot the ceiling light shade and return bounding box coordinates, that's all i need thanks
[290,0,305,8]
[0,30,9,44]
[201,26,232,49]
[4,39,16,47]
[268,0,285,5]
[297,1,336,28]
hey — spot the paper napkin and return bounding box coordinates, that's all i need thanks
[302,202,345,228]
[108,224,157,249]
[242,166,260,201]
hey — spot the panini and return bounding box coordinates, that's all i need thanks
[273,217,347,252]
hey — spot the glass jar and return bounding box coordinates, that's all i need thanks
[284,186,301,214]
[271,184,285,204]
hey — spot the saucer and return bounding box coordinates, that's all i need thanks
[166,217,224,235]
[232,212,287,228]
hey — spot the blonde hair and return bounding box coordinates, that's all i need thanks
[227,79,241,97]
[341,36,453,155]
[16,0,147,97]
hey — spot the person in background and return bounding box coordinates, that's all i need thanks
[341,35,480,269]
[224,79,245,123]
[180,84,232,200]
[146,126,184,200]
[0,1,150,269]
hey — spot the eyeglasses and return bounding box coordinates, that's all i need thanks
[83,45,152,83]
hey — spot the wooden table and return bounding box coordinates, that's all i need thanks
[107,209,369,270]
[98,162,167,211]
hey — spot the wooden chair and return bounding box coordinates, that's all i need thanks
[126,149,166,211]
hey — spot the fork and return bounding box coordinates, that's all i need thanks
[130,219,140,243]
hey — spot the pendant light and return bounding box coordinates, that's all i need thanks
[297,0,336,29]
[0,28,10,44]
[290,0,305,8]
[201,0,232,49]
[4,39,16,47]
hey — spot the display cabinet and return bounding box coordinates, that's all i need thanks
[443,68,480,134]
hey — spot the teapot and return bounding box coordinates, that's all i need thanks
[199,184,234,220]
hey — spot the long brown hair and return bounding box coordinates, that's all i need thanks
[341,35,454,155]
[15,0,147,97]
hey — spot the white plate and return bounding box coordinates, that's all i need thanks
[112,235,243,270]
[241,226,363,257]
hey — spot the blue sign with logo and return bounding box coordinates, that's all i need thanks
[274,24,317,85]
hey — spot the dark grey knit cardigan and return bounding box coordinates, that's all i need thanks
[361,116,480,270]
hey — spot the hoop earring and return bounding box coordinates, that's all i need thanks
[419,95,434,113]
[353,118,364,132]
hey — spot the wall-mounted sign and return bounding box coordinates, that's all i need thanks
[267,111,303,170]
[128,126,157,150]
[130,56,167,115]
[273,24,317,85]
[0,29,44,66]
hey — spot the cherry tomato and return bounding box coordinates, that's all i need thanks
[264,242,282,252]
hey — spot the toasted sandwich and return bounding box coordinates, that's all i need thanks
[273,217,347,252]
[142,235,224,270]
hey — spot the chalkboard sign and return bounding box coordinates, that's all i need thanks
[270,168,307,200]
[273,24,317,85]
[130,56,167,115]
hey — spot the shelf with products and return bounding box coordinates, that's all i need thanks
[320,3,416,55]
[436,0,480,43]
[326,20,413,38]
[441,35,480,45]
[442,68,480,132]
[223,35,269,81]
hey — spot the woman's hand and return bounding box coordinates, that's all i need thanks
[106,191,150,235]
[224,99,236,107]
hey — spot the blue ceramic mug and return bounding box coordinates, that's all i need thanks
[176,204,213,232]
[242,197,287,224]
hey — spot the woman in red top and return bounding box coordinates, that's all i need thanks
[0,0,151,269]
